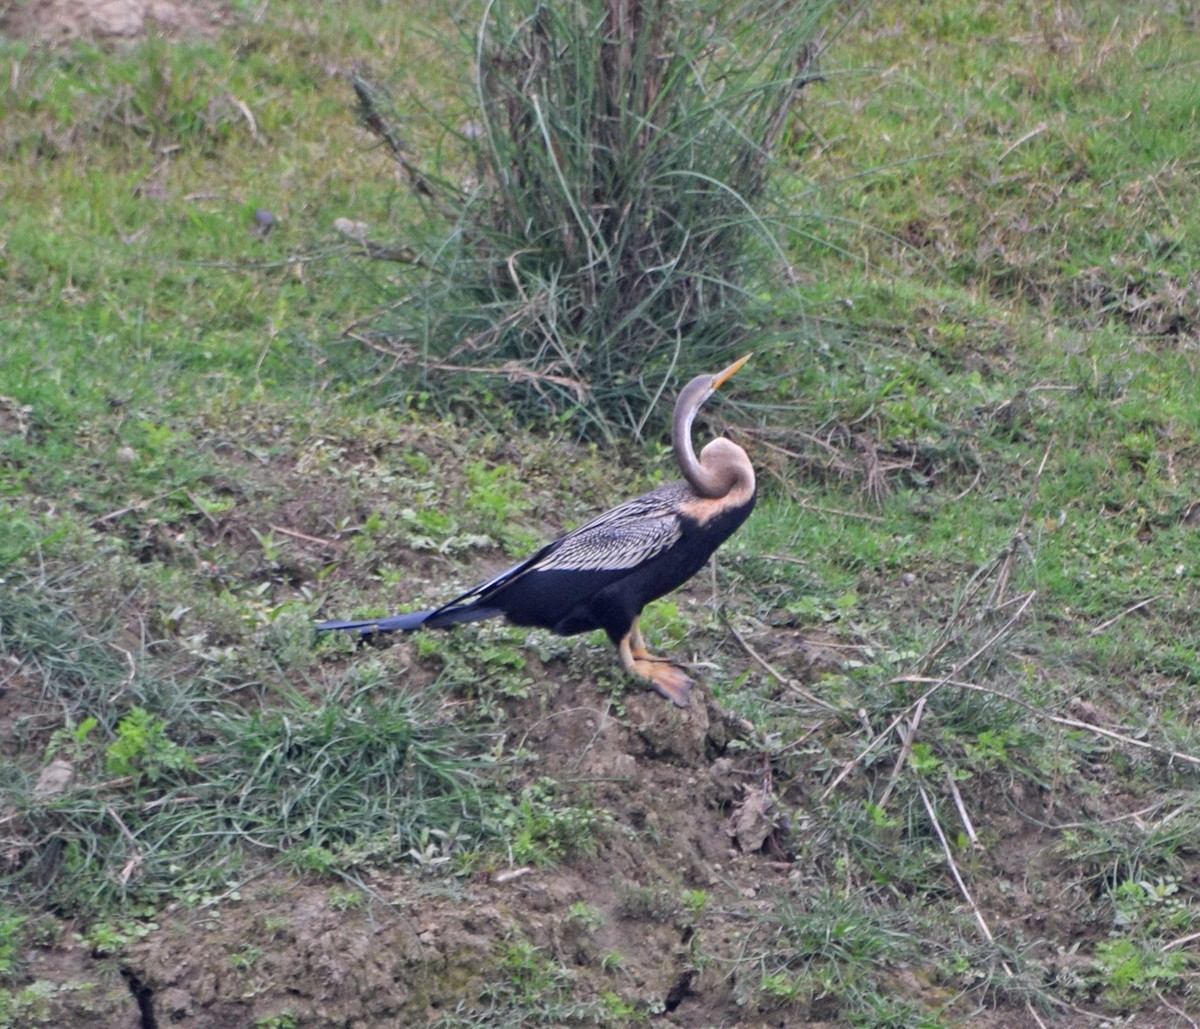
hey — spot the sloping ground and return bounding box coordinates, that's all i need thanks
[2,417,824,1027]
[118,692,775,1028]
[1,648,1062,1029]
[4,409,1195,1027]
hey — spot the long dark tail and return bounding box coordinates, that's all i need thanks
[316,605,502,637]
[316,610,433,636]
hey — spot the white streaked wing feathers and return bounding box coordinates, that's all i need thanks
[440,485,689,606]
[538,508,682,571]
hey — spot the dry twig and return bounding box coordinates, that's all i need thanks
[105,805,143,886]
[268,524,342,550]
[917,783,993,943]
[917,784,1053,1029]
[723,618,841,713]
[1089,595,1160,636]
[821,590,1037,801]
[877,696,925,809]
[944,763,979,846]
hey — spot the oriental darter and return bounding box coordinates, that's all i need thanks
[317,354,756,707]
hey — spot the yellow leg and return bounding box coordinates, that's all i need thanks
[618,619,693,707]
[629,620,670,662]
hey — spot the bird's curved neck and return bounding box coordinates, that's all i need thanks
[673,383,725,499]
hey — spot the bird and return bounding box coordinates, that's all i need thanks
[316,354,756,707]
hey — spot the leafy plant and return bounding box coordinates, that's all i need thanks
[230,945,263,969]
[105,707,195,783]
[82,914,157,957]
[1091,938,1187,1009]
[566,902,604,932]
[680,889,709,919]
[0,980,57,1027]
[0,908,26,979]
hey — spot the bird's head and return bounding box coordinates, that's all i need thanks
[701,352,751,407]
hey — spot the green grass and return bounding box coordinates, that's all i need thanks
[2,0,1200,1025]
[0,566,503,912]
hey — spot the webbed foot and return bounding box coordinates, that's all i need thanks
[619,629,693,707]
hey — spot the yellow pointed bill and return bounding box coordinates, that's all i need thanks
[712,353,752,390]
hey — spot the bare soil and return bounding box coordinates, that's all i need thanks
[119,692,801,1029]
[0,0,228,44]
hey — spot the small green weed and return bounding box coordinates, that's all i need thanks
[1112,878,1192,934]
[731,888,932,1022]
[1086,876,1197,1009]
[491,778,605,866]
[680,889,710,920]
[636,601,690,651]
[597,991,638,1019]
[230,945,263,970]
[566,902,604,933]
[616,883,678,923]
[81,913,157,957]
[464,462,534,550]
[105,707,195,783]
[430,929,627,1027]
[0,908,26,979]
[254,1014,299,1029]
[493,938,564,1001]
[0,980,58,1027]
[327,886,366,912]
[1091,938,1188,1010]
[408,824,466,872]
[45,718,99,766]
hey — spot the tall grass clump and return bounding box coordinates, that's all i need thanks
[352,0,837,439]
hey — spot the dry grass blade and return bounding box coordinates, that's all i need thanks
[725,617,842,713]
[916,786,1054,1029]
[876,696,925,809]
[352,73,435,199]
[943,764,978,846]
[891,675,1200,769]
[916,783,992,943]
[1089,595,1160,636]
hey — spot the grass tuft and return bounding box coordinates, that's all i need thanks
[1,569,501,913]
[349,0,839,439]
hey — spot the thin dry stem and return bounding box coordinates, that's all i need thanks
[944,763,979,846]
[917,782,993,943]
[268,524,342,550]
[1089,595,1160,636]
[821,590,1037,801]
[877,695,925,809]
[724,617,841,713]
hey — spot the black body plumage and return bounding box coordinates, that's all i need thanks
[315,479,753,646]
